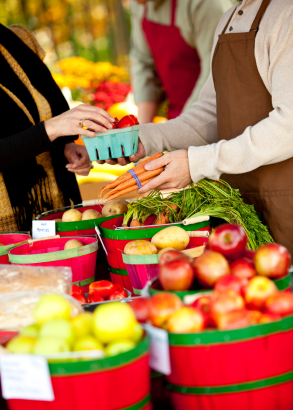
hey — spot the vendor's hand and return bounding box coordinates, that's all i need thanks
[96,139,146,166]
[44,105,115,142]
[137,150,191,193]
[64,143,93,176]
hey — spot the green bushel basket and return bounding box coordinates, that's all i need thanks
[81,125,139,161]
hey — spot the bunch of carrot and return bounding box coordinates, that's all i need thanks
[99,152,164,202]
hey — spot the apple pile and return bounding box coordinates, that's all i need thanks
[6,294,143,357]
[71,280,128,304]
[159,224,291,292]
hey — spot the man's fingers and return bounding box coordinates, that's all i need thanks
[145,153,170,171]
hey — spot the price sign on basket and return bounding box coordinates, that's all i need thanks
[32,220,56,240]
[143,324,171,375]
[0,354,54,401]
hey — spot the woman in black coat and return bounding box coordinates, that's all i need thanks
[0,24,114,232]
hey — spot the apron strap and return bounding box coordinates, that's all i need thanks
[171,0,177,26]
[250,0,271,31]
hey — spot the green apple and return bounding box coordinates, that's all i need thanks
[71,313,93,340]
[93,302,137,344]
[105,340,136,357]
[33,337,70,354]
[40,318,74,347]
[20,324,39,338]
[6,336,36,354]
[33,294,71,325]
[73,336,104,352]
[132,323,143,343]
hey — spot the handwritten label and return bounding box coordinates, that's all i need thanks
[143,324,171,375]
[32,220,56,239]
[0,355,54,401]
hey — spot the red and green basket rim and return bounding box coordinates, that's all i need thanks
[0,234,31,256]
[8,238,98,264]
[149,280,211,301]
[99,219,210,240]
[38,208,121,232]
[48,335,149,376]
[167,369,293,395]
[123,253,159,265]
[120,394,150,410]
[273,272,292,291]
[168,314,293,346]
[109,266,129,276]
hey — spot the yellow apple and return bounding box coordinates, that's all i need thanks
[40,319,74,347]
[20,324,39,338]
[34,294,72,325]
[93,303,137,344]
[33,337,70,354]
[132,323,144,343]
[7,336,36,354]
[73,336,104,352]
[71,313,93,340]
[105,340,136,357]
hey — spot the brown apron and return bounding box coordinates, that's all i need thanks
[212,0,293,255]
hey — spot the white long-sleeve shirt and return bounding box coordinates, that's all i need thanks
[139,0,293,183]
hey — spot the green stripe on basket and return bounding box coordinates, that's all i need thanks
[9,241,98,264]
[123,253,159,265]
[108,266,129,276]
[133,288,142,295]
[121,394,150,410]
[99,220,210,240]
[72,276,95,287]
[274,273,292,291]
[49,336,149,376]
[168,314,293,346]
[167,369,293,395]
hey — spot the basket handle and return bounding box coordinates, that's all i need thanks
[28,235,61,244]
[186,230,210,238]
[183,216,210,225]
[82,199,102,206]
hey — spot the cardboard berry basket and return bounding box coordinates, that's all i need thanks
[167,315,293,410]
[8,237,98,293]
[7,336,151,410]
[98,215,210,293]
[0,232,30,265]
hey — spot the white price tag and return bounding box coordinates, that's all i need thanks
[32,220,56,239]
[0,355,54,401]
[143,324,171,375]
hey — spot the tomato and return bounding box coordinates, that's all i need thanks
[89,280,115,298]
[111,117,120,129]
[87,293,105,303]
[71,284,84,296]
[108,289,128,300]
[118,115,139,129]
[112,283,124,292]
[72,293,87,304]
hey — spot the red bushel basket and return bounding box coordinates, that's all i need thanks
[99,215,210,294]
[0,233,30,265]
[7,336,150,410]
[37,205,118,282]
[8,237,98,293]
[167,315,293,410]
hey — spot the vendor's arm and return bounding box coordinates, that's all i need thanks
[182,0,232,112]
[130,1,163,124]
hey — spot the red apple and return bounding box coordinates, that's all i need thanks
[193,250,230,288]
[159,250,190,267]
[247,310,262,324]
[211,290,245,325]
[244,276,278,310]
[149,292,182,328]
[259,313,281,324]
[216,309,251,330]
[265,292,293,317]
[254,243,291,279]
[159,258,194,291]
[167,307,205,333]
[230,258,256,284]
[243,249,256,264]
[191,295,214,328]
[129,297,150,323]
[208,224,247,260]
[214,274,245,296]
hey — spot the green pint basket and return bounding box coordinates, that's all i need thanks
[81,125,140,161]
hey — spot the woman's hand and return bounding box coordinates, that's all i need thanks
[44,105,115,142]
[137,150,191,193]
[64,143,93,176]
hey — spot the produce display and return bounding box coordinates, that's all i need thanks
[62,208,103,222]
[71,280,129,304]
[5,294,144,358]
